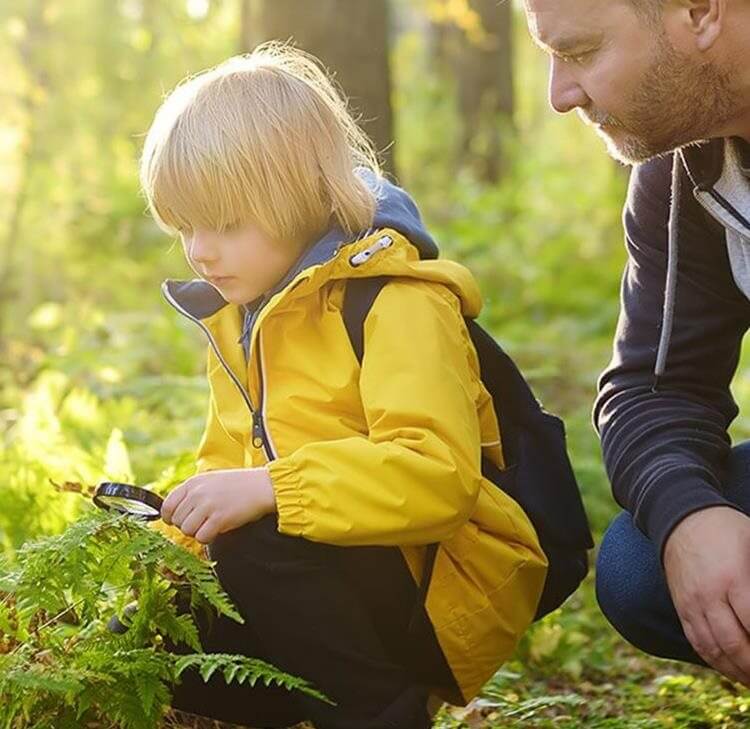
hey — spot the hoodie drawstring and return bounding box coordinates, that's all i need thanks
[652,151,683,391]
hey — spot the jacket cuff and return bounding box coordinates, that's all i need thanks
[266,456,310,537]
[641,475,746,565]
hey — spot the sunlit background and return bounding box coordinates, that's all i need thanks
[3,1,750,725]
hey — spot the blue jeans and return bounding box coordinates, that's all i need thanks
[596,441,750,666]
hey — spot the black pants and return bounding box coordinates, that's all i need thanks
[166,513,460,729]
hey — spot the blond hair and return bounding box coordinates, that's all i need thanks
[139,42,382,245]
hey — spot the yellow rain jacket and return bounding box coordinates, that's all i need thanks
[159,176,547,705]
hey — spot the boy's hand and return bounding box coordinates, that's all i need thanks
[161,467,277,544]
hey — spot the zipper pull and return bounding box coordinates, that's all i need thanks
[251,411,264,449]
[349,235,394,267]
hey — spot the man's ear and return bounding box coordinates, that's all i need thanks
[679,0,725,52]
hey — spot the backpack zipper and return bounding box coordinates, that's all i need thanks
[162,284,275,462]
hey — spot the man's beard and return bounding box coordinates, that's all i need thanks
[579,30,739,165]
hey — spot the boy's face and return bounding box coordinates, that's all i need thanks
[181,222,307,304]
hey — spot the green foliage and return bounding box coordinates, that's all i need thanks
[0,367,201,558]
[0,509,329,729]
[3,1,750,727]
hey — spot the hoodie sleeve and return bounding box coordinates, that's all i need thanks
[594,154,750,561]
[266,278,485,546]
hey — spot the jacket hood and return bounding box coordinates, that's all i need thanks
[161,171,481,336]
[679,139,724,190]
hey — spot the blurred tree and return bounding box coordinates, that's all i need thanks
[0,0,237,344]
[243,0,397,178]
[425,0,514,182]
[457,0,514,183]
[0,0,51,352]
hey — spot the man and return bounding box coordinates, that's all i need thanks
[522,0,750,685]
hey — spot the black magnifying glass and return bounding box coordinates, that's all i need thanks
[93,482,164,520]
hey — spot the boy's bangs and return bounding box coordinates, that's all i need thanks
[141,43,381,242]
[149,134,257,235]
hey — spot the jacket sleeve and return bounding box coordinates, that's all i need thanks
[266,278,484,546]
[594,153,750,561]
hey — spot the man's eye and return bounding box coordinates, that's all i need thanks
[563,50,593,65]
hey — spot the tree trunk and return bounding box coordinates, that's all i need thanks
[242,0,396,178]
[455,0,514,183]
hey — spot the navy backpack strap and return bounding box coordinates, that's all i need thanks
[342,276,440,627]
[342,276,389,363]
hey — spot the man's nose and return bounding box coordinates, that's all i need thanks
[548,57,589,114]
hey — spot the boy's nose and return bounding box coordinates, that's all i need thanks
[187,232,218,265]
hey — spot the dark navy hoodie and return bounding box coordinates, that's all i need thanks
[594,138,750,559]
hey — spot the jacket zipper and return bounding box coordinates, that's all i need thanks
[252,330,277,460]
[165,232,395,465]
[162,284,275,463]
[242,235,394,461]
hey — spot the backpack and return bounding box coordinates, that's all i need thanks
[342,276,593,623]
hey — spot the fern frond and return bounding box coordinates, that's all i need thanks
[173,653,334,705]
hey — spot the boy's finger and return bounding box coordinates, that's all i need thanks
[180,505,210,538]
[161,484,188,523]
[171,498,198,530]
[194,516,220,545]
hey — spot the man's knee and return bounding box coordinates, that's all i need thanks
[595,512,666,652]
[725,441,750,510]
